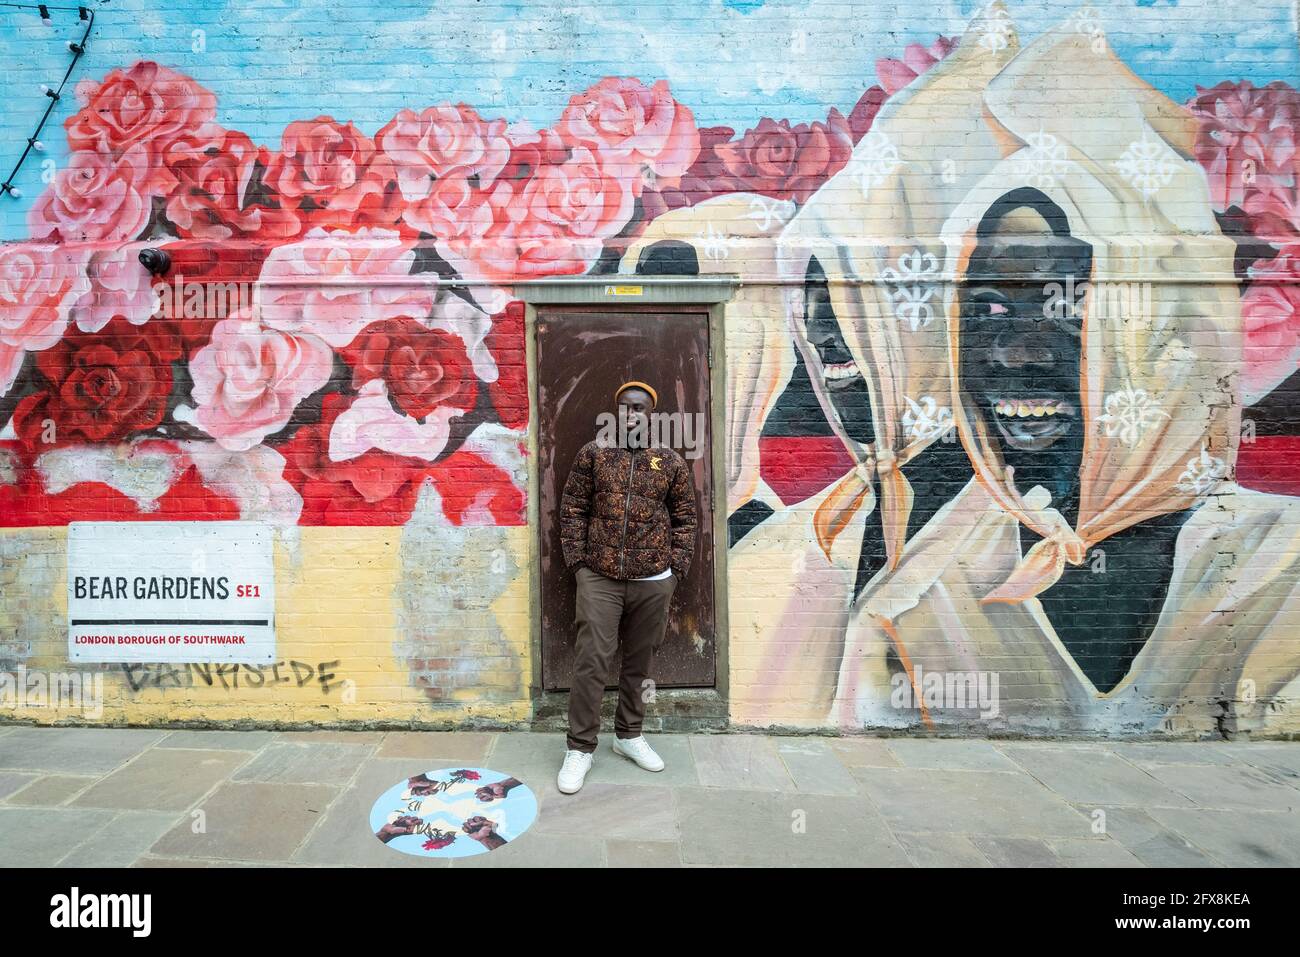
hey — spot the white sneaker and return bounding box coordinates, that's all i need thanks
[557,749,594,793]
[612,735,665,772]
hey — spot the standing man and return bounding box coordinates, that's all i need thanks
[556,380,698,794]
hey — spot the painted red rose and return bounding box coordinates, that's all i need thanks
[152,240,273,358]
[848,86,888,144]
[11,316,182,449]
[714,109,855,204]
[263,117,400,230]
[427,448,525,525]
[65,61,218,163]
[279,392,430,524]
[339,318,478,420]
[163,125,301,241]
[483,301,527,429]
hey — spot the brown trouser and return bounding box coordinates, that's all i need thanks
[566,565,677,753]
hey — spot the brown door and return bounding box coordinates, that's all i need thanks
[537,306,715,690]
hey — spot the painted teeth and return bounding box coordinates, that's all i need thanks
[823,361,860,381]
[993,399,1062,418]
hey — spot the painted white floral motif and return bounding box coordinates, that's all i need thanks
[979,6,1014,52]
[1097,384,1170,447]
[902,394,954,442]
[746,196,795,231]
[695,222,736,263]
[1115,131,1180,200]
[851,130,900,198]
[1068,5,1106,54]
[880,248,941,331]
[1175,444,1228,496]
[1014,129,1069,189]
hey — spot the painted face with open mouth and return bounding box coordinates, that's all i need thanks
[802,257,875,445]
[982,383,1078,452]
[955,189,1096,519]
[959,192,1093,458]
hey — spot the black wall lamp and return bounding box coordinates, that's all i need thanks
[138,247,171,276]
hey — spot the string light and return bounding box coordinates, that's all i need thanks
[1,2,95,199]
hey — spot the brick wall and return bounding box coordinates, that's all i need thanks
[1,0,1299,737]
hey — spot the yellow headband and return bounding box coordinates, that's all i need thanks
[614,380,658,408]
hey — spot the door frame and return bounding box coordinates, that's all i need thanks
[517,276,737,726]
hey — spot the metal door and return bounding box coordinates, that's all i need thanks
[537,307,715,690]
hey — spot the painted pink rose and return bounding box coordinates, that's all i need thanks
[497,123,571,181]
[557,77,700,189]
[189,310,334,451]
[875,35,958,95]
[0,243,91,351]
[402,171,495,241]
[641,126,739,214]
[394,120,568,241]
[443,146,633,281]
[1187,80,1300,213]
[1242,143,1300,243]
[508,145,633,240]
[1242,246,1300,404]
[263,117,397,229]
[256,227,436,347]
[376,104,511,201]
[28,149,152,243]
[65,61,218,162]
[67,243,158,333]
[163,125,301,241]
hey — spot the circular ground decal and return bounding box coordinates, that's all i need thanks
[370,768,538,857]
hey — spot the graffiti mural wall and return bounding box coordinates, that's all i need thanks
[1,0,1298,734]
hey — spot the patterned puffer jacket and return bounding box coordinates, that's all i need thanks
[559,439,697,580]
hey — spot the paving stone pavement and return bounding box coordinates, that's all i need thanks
[1,727,1297,868]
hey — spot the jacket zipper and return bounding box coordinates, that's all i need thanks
[618,448,636,578]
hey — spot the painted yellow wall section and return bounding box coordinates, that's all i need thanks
[0,524,534,726]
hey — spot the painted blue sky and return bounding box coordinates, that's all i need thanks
[1,0,1297,236]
